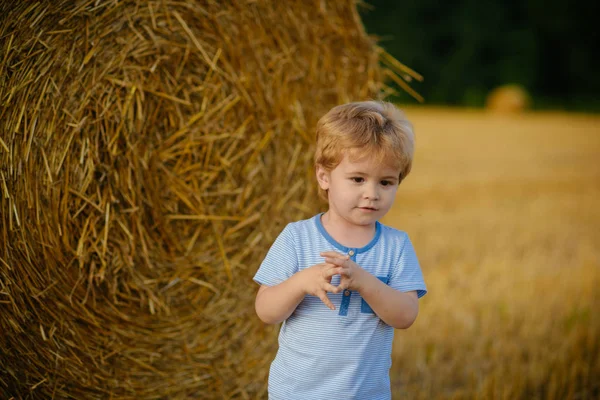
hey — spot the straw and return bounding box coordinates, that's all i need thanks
[0,0,418,398]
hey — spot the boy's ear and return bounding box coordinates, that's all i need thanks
[315,165,330,190]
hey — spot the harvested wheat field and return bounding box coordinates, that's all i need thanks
[383,107,600,399]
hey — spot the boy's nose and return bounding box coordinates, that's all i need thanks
[364,185,379,200]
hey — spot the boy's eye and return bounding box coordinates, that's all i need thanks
[351,177,364,183]
[380,180,392,186]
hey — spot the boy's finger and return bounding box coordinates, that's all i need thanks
[318,292,335,310]
[337,281,349,291]
[324,257,347,266]
[323,282,341,294]
[320,251,348,260]
[323,266,343,277]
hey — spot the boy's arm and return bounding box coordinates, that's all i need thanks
[254,275,306,325]
[358,274,419,329]
[255,263,342,325]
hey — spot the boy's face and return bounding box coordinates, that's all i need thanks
[316,153,401,228]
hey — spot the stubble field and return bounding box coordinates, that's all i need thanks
[383,107,600,399]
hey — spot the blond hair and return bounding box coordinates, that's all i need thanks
[314,101,415,201]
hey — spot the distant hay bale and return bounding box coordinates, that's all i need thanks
[0,1,416,398]
[486,84,531,113]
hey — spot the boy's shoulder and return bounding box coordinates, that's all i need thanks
[282,215,319,235]
[378,222,411,244]
[274,215,319,241]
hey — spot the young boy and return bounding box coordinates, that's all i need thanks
[253,101,427,400]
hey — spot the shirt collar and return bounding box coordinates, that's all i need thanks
[314,212,381,254]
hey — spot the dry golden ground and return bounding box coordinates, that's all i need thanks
[383,107,600,399]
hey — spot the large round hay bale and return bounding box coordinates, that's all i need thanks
[0,1,407,398]
[486,84,531,113]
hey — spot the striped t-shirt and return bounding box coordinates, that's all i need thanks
[253,213,427,400]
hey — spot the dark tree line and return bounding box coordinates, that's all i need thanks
[360,0,600,111]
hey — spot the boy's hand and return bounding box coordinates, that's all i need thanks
[299,263,343,310]
[320,251,368,292]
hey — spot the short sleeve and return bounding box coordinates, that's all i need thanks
[253,224,298,286]
[388,233,427,298]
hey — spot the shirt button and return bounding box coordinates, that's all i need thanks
[344,290,351,296]
[348,250,355,256]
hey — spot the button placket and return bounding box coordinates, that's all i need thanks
[338,248,357,316]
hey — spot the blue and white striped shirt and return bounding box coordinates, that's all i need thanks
[254,213,427,400]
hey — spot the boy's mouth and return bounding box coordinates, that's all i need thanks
[358,206,378,211]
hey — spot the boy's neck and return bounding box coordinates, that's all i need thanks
[320,211,376,249]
